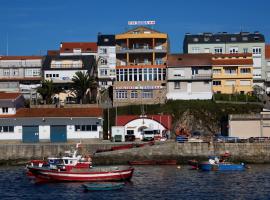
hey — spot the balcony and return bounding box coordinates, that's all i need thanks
[50,64,83,69]
[116,46,167,54]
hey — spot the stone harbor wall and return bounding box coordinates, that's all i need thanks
[1,141,270,165]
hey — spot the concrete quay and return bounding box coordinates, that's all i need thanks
[1,141,270,165]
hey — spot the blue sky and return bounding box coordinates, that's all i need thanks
[0,0,270,55]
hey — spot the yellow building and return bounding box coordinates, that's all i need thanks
[114,26,169,106]
[212,53,253,94]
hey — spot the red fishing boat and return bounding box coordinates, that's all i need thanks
[26,143,134,182]
[27,165,134,182]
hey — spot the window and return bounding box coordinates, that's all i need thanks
[13,69,19,76]
[131,90,138,98]
[213,69,221,74]
[252,47,261,55]
[139,69,143,81]
[33,69,40,76]
[148,68,152,81]
[142,90,153,98]
[133,69,138,81]
[174,82,180,89]
[153,68,157,81]
[116,90,127,99]
[128,69,133,81]
[225,68,237,74]
[74,125,97,132]
[155,58,163,65]
[231,37,237,41]
[229,47,238,53]
[127,130,134,135]
[240,80,251,86]
[225,80,236,85]
[75,125,80,131]
[0,126,14,133]
[242,37,248,41]
[143,68,148,81]
[214,47,222,54]
[91,125,97,131]
[3,69,10,76]
[2,107,8,113]
[158,68,162,80]
[193,38,199,42]
[100,58,107,65]
[240,68,251,74]
[192,68,199,75]
[124,69,128,81]
[243,48,248,53]
[213,81,221,86]
[99,48,107,54]
[192,47,200,53]
[100,69,107,76]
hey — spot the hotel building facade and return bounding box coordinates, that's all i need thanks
[113,26,168,106]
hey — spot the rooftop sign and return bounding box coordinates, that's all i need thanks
[128,21,155,26]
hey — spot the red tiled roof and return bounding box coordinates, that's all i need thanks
[168,54,212,67]
[3,108,103,118]
[116,65,166,69]
[60,42,97,53]
[0,77,41,81]
[0,92,22,100]
[212,59,253,65]
[0,56,43,60]
[116,115,172,130]
[266,45,270,59]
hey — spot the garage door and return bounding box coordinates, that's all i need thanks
[22,126,39,143]
[50,125,67,143]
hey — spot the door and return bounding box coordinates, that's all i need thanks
[50,125,67,143]
[22,126,39,143]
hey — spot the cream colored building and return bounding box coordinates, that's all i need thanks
[229,112,270,138]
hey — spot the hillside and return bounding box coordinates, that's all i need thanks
[103,100,262,138]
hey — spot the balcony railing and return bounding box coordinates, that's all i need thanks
[191,74,212,79]
[116,46,167,53]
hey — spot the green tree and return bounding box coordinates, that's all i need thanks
[72,71,97,104]
[37,80,59,104]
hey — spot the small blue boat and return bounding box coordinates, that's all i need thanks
[199,161,246,171]
[83,182,125,191]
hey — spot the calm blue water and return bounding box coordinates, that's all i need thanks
[1,165,270,200]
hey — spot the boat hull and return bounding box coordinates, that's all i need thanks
[27,166,134,182]
[83,182,124,191]
[199,162,245,171]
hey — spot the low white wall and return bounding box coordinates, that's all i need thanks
[166,92,212,100]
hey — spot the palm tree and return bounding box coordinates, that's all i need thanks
[37,80,59,104]
[72,71,97,104]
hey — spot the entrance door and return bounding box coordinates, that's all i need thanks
[50,125,67,143]
[22,126,39,143]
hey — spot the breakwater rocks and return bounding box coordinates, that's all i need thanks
[1,141,270,165]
